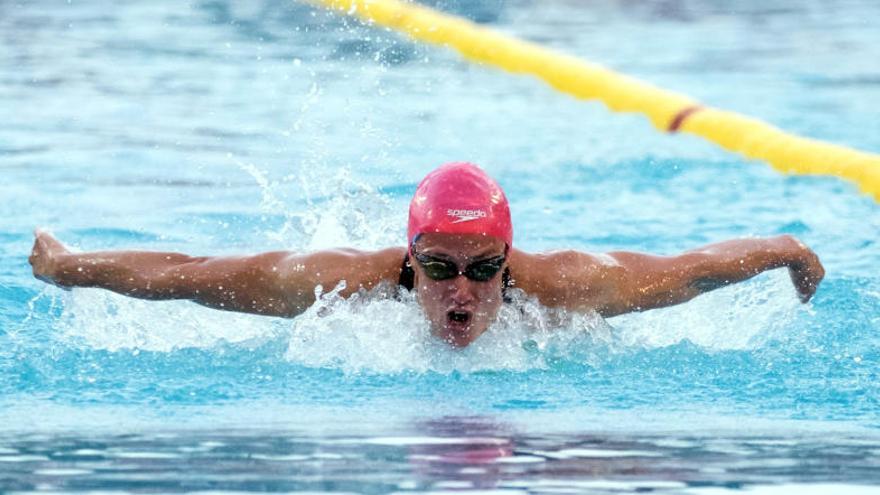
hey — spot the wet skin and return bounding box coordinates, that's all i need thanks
[410,234,508,348]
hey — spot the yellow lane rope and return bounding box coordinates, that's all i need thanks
[306,0,880,201]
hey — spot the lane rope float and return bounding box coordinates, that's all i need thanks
[305,0,880,202]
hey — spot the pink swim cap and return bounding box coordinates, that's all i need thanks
[408,162,513,247]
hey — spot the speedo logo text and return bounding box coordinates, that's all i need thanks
[447,208,487,224]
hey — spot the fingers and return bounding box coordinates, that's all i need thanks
[34,228,52,244]
[29,231,45,269]
[31,230,48,263]
[34,228,60,249]
[797,284,815,303]
[790,254,824,303]
[29,228,65,285]
[32,229,68,256]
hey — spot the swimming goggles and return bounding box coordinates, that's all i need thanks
[411,252,506,282]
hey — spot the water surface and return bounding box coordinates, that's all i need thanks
[1,0,879,492]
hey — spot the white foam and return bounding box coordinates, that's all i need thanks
[609,269,803,351]
[54,289,283,352]
[283,285,613,374]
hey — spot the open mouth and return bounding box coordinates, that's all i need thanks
[447,310,472,327]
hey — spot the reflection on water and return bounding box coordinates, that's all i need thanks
[1,416,879,493]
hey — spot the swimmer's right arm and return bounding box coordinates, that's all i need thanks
[28,230,405,318]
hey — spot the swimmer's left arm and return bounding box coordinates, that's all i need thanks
[512,235,824,317]
[592,235,824,317]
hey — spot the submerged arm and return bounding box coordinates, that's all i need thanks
[514,235,824,317]
[29,230,404,317]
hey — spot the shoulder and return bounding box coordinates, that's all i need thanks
[507,248,623,308]
[359,246,408,275]
[508,248,619,278]
[275,246,407,292]
[300,246,406,276]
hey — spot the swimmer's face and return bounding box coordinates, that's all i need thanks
[411,233,507,347]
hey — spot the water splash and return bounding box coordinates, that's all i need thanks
[284,284,616,374]
[610,269,804,351]
[231,155,403,251]
[46,263,809,374]
[54,290,282,353]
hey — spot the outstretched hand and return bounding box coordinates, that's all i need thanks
[784,236,824,303]
[29,229,71,289]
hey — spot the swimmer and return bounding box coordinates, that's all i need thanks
[29,162,824,347]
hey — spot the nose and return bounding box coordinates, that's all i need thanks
[449,274,476,305]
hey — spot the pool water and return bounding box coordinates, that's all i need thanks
[2,0,880,492]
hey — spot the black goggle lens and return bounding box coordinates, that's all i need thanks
[413,253,505,282]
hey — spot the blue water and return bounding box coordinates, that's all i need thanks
[2,0,880,492]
